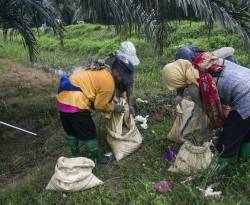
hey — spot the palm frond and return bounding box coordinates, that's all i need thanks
[49,0,82,25]
[1,0,249,60]
[138,0,250,51]
[80,0,250,54]
[0,0,62,62]
[211,1,250,47]
[79,0,167,54]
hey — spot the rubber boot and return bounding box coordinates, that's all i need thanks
[210,157,232,174]
[216,157,231,167]
[197,157,233,185]
[84,139,112,164]
[238,143,250,161]
[66,135,81,157]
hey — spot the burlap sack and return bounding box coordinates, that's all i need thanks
[167,99,210,143]
[168,141,213,174]
[46,157,103,192]
[106,98,143,161]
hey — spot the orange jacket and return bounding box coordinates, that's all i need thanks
[57,69,115,111]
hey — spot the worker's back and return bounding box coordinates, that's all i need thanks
[57,69,115,111]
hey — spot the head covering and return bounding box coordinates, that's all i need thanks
[176,46,235,64]
[193,53,225,129]
[212,47,235,59]
[117,41,140,66]
[193,52,219,71]
[112,56,134,86]
[175,45,205,63]
[161,59,199,90]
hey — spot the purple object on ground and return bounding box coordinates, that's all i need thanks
[154,180,173,193]
[164,147,178,162]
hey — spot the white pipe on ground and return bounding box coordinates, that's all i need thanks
[0,121,38,136]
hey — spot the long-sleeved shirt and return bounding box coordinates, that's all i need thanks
[218,60,250,119]
[57,69,115,112]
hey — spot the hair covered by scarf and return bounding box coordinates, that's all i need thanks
[161,59,199,90]
[193,52,220,71]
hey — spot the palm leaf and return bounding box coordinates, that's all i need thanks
[80,0,250,55]
[0,0,62,62]
[138,0,250,52]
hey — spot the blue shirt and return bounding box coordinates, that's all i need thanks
[218,60,250,119]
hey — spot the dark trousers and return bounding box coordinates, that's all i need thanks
[217,110,250,158]
[60,111,97,140]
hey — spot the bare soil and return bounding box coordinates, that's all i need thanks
[0,57,64,190]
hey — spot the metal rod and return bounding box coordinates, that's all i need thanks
[0,121,38,136]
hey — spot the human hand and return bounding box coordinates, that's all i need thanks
[114,104,125,113]
[222,105,232,118]
[113,96,120,104]
[129,106,135,116]
[175,95,183,107]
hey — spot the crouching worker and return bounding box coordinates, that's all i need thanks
[174,45,237,106]
[56,57,134,164]
[175,45,237,64]
[162,53,250,170]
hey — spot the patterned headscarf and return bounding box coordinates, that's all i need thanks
[193,52,225,129]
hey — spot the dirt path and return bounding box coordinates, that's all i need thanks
[0,57,64,190]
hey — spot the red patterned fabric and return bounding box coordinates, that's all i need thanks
[193,54,225,128]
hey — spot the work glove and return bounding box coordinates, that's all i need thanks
[114,104,125,113]
[129,105,135,116]
[175,95,183,107]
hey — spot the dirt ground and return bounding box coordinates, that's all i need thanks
[0,57,65,190]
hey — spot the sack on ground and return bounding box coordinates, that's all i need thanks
[168,141,213,174]
[167,99,209,143]
[46,157,103,192]
[106,98,143,161]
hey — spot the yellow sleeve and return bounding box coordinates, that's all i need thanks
[94,91,114,112]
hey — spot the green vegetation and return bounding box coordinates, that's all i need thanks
[0,22,250,205]
[1,22,249,94]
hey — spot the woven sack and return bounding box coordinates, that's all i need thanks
[46,157,103,192]
[106,98,142,161]
[168,141,213,174]
[168,99,209,143]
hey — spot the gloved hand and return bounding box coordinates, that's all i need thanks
[114,104,125,113]
[129,106,135,116]
[175,95,183,107]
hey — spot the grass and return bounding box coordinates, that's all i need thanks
[1,22,250,94]
[1,21,250,205]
